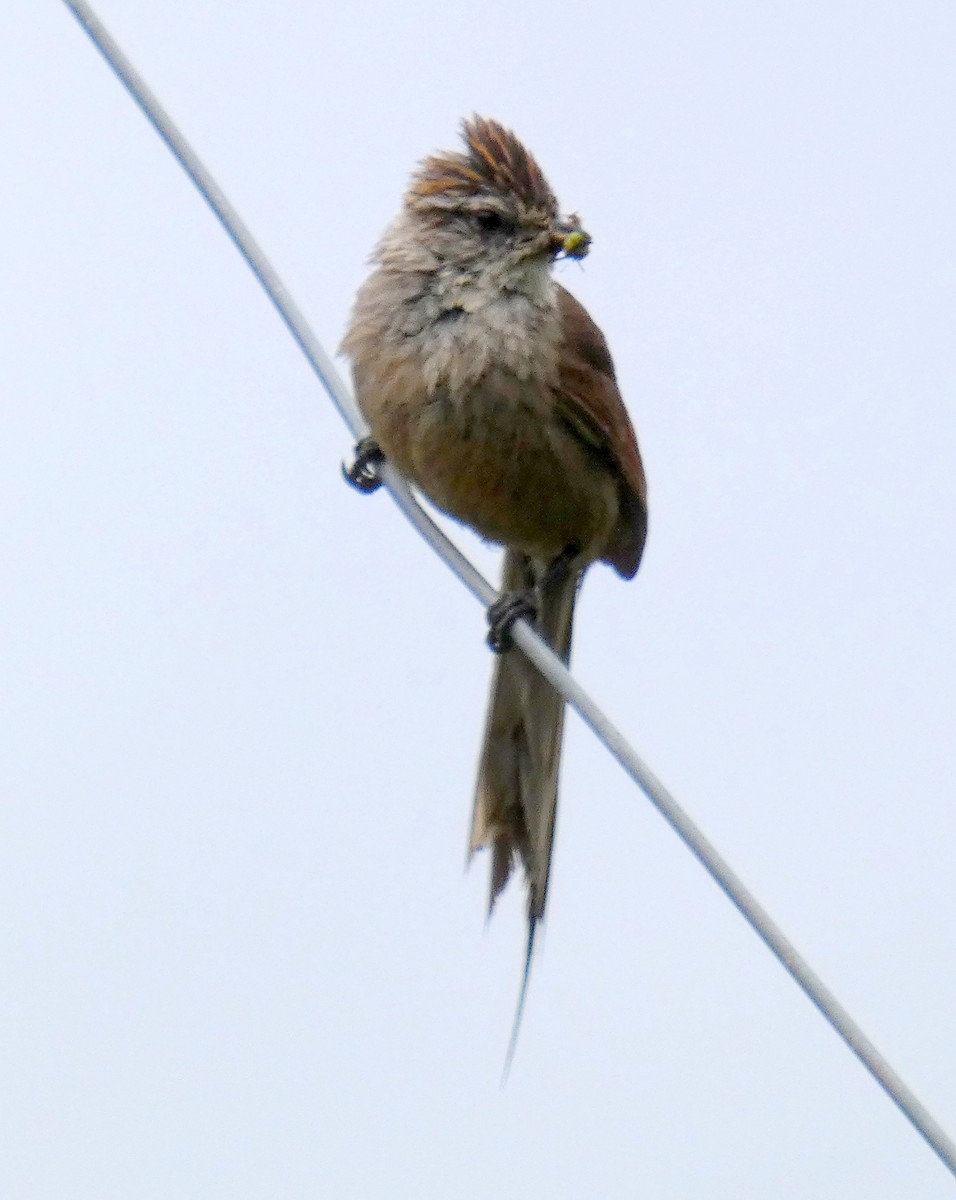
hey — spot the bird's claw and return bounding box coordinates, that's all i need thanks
[343,437,385,493]
[487,591,538,653]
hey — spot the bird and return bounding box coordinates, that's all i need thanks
[341,116,647,1058]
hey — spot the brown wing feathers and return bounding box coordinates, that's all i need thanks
[556,286,648,577]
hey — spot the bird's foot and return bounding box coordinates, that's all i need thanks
[342,437,385,493]
[486,591,538,653]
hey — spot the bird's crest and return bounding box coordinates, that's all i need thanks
[409,116,558,217]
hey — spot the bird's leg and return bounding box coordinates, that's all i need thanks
[486,544,580,653]
[537,543,580,596]
[342,436,385,493]
[487,590,539,653]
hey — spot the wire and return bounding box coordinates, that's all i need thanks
[62,0,956,1178]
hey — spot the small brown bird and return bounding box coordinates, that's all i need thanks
[341,117,647,1047]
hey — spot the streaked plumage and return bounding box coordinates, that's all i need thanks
[342,117,646,1058]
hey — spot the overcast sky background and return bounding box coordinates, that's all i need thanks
[4,2,956,1196]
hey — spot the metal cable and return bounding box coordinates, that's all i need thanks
[61,0,956,1178]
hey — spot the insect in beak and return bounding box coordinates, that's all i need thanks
[550,219,591,260]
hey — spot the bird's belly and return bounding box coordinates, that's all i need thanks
[372,380,619,563]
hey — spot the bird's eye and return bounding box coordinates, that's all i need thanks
[474,210,509,234]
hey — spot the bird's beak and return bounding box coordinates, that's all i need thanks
[550,216,591,261]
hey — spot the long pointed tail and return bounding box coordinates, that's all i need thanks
[470,549,578,1062]
[502,917,537,1081]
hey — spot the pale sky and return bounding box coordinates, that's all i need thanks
[4,2,956,1196]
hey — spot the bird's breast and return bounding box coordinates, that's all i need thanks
[347,281,619,562]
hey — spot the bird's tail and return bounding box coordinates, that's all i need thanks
[470,549,578,1064]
